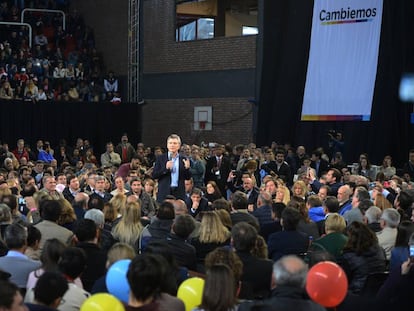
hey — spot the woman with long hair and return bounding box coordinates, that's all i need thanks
[26,238,82,290]
[291,180,308,200]
[204,181,223,204]
[112,201,144,251]
[194,264,239,311]
[275,185,290,205]
[340,222,386,294]
[190,211,231,272]
[390,221,414,270]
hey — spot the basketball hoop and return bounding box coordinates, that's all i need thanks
[199,121,206,130]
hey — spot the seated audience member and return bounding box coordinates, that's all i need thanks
[26,272,68,311]
[340,222,386,294]
[231,222,273,300]
[126,253,185,311]
[316,196,340,236]
[389,221,414,271]
[377,233,414,310]
[74,219,107,292]
[204,247,243,283]
[344,187,371,225]
[306,195,324,223]
[365,206,383,233]
[111,201,144,251]
[238,255,325,311]
[310,213,348,261]
[288,198,320,239]
[203,181,223,205]
[267,207,309,262]
[185,188,211,218]
[0,224,41,290]
[34,200,74,254]
[230,191,259,230]
[166,214,197,271]
[84,208,116,253]
[337,184,353,216]
[259,202,285,242]
[0,280,26,311]
[25,239,75,291]
[252,192,273,228]
[193,264,239,311]
[377,208,401,260]
[57,247,90,311]
[24,226,42,260]
[91,242,136,294]
[190,211,231,272]
[139,201,175,251]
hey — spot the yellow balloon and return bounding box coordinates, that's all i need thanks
[177,277,205,311]
[80,293,125,311]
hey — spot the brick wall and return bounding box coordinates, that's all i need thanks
[142,0,257,73]
[141,98,254,146]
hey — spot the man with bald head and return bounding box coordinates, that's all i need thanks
[337,184,353,215]
[239,255,325,311]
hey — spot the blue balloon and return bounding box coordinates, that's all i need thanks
[105,259,131,303]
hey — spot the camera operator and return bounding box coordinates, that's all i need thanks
[328,130,345,162]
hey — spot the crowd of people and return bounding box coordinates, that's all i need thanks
[0,0,120,103]
[0,133,413,310]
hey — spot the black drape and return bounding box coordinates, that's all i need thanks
[0,101,141,154]
[256,0,414,166]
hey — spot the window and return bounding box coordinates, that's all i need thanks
[176,0,258,42]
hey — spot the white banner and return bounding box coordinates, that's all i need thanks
[302,0,383,121]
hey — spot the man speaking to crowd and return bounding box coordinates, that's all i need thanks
[153,134,191,202]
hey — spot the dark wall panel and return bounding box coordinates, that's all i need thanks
[0,101,141,154]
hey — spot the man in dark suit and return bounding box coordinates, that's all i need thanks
[204,144,231,197]
[243,176,259,211]
[89,175,113,203]
[185,188,211,218]
[232,221,273,300]
[152,134,191,203]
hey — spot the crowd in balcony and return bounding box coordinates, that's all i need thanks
[0,0,119,102]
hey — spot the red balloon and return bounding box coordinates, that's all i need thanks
[306,261,348,307]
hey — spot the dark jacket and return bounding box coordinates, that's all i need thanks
[267,230,309,262]
[252,205,273,228]
[76,242,107,292]
[152,153,191,203]
[236,250,273,300]
[238,285,326,311]
[340,244,386,294]
[166,233,197,271]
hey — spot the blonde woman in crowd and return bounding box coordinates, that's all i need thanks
[190,211,231,272]
[292,180,308,200]
[111,201,143,251]
[275,185,290,205]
